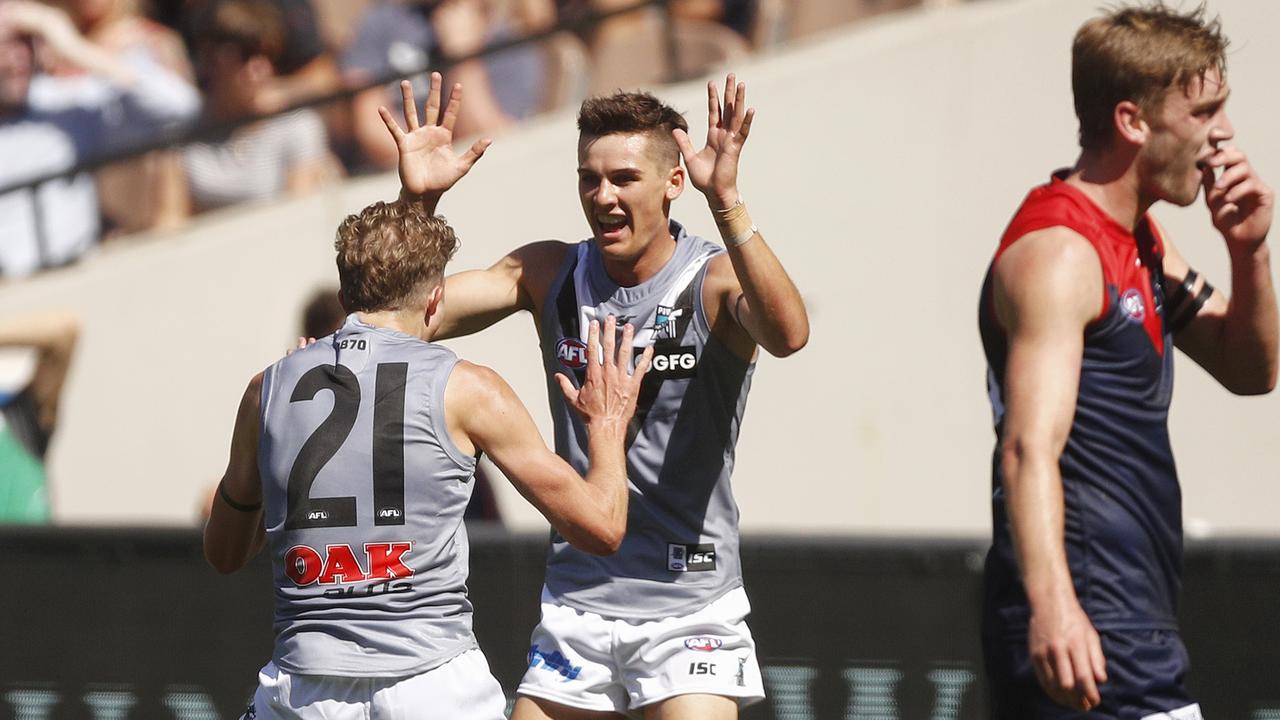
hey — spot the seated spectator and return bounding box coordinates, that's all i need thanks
[0,310,79,524]
[50,0,196,235]
[182,0,342,211]
[172,0,340,113]
[0,0,199,278]
[342,0,549,169]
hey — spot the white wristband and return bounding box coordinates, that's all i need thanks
[727,224,758,247]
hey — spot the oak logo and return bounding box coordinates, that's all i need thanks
[284,542,414,586]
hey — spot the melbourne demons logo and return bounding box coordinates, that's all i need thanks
[556,337,589,370]
[1120,288,1146,322]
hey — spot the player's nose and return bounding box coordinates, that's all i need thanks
[1210,113,1235,146]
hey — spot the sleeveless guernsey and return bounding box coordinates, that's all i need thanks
[979,172,1181,635]
[259,315,479,676]
[539,221,756,620]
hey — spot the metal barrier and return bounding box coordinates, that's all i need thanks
[2,528,1279,719]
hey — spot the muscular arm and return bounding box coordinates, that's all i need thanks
[993,227,1107,711]
[675,74,808,358]
[435,240,567,340]
[1164,145,1279,394]
[203,373,267,574]
[444,319,648,555]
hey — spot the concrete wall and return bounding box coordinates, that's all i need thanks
[3,0,1277,535]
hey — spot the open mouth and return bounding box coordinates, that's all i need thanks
[597,215,627,235]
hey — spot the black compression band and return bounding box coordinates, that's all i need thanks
[1170,278,1215,334]
[1167,269,1200,310]
[219,483,262,513]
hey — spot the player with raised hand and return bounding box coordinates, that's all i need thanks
[979,3,1276,717]
[203,74,651,720]
[399,71,808,720]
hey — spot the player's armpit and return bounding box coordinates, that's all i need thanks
[435,240,570,340]
[203,372,266,574]
[443,360,627,555]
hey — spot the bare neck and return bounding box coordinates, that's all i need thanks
[601,224,677,287]
[357,309,431,342]
[1067,146,1153,232]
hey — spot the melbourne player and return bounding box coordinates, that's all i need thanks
[400,74,809,719]
[979,3,1276,716]
[203,76,652,720]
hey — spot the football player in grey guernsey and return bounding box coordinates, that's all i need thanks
[203,74,653,720]
[421,73,810,719]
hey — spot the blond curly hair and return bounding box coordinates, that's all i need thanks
[334,200,459,313]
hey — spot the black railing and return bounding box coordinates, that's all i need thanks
[1,0,681,271]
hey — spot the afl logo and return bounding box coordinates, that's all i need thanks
[556,337,589,369]
[1120,288,1146,322]
[684,637,722,652]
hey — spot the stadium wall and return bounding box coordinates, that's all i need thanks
[0,0,1277,532]
[2,529,1279,719]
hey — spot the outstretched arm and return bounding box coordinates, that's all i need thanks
[445,317,651,555]
[1165,145,1277,394]
[674,73,808,357]
[203,373,267,574]
[994,227,1108,712]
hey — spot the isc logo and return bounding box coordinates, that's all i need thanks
[285,542,414,586]
[556,337,589,369]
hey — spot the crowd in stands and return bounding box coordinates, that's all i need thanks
[0,0,804,280]
[0,0,930,526]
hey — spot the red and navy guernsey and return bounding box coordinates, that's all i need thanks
[978,171,1181,637]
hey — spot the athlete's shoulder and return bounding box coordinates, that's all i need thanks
[993,226,1103,327]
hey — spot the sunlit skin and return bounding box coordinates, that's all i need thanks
[1139,66,1233,208]
[577,132,685,286]
[0,28,34,114]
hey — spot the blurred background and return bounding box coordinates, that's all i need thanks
[1,0,1278,717]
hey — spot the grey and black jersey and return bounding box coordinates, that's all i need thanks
[258,315,478,676]
[540,221,756,620]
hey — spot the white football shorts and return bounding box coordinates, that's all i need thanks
[516,586,765,716]
[240,648,506,720]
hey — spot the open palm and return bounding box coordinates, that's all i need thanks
[379,73,491,201]
[674,73,755,209]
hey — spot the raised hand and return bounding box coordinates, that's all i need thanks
[673,73,756,210]
[1203,145,1274,253]
[379,73,492,207]
[557,316,653,433]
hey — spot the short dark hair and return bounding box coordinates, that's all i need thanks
[1073,2,1228,150]
[577,91,688,168]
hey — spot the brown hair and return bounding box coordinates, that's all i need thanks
[577,91,689,168]
[1073,2,1228,150]
[203,0,285,62]
[334,201,459,313]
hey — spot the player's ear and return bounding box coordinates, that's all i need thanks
[666,163,685,202]
[425,283,444,321]
[1115,100,1149,146]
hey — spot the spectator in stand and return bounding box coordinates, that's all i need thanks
[0,310,79,524]
[342,0,550,170]
[49,0,195,235]
[0,0,199,278]
[173,0,340,114]
[182,0,342,211]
